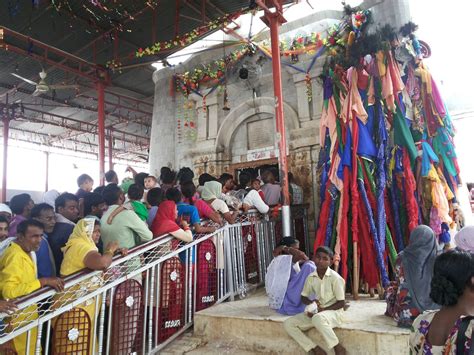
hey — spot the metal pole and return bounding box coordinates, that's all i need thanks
[1,93,10,203]
[2,115,9,202]
[108,129,113,171]
[97,81,106,186]
[265,9,291,237]
[44,151,49,192]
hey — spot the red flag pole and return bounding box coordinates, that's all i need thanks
[97,81,106,186]
[259,1,291,236]
[2,113,9,202]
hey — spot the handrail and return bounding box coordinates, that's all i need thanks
[3,210,270,311]
[0,206,309,353]
[9,235,175,309]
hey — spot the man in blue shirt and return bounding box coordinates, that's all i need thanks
[31,203,57,278]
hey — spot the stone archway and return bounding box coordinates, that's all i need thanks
[215,97,299,157]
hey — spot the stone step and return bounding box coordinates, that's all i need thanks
[159,332,204,354]
[187,344,265,354]
[194,289,410,354]
[160,332,258,355]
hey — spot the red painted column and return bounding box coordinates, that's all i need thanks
[266,11,291,237]
[2,116,9,202]
[97,81,106,186]
[44,151,49,192]
[108,129,114,171]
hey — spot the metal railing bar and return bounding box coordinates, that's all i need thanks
[0,207,309,354]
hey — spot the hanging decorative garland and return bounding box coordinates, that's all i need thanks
[173,45,253,98]
[171,9,370,103]
[135,12,243,58]
[172,30,341,100]
[175,97,197,144]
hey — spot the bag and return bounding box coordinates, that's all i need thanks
[456,316,473,355]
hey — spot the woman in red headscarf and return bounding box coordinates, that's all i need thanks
[151,200,193,242]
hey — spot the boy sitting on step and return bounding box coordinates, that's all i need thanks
[283,246,347,355]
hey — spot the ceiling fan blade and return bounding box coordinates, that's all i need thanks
[11,73,38,86]
[48,84,79,90]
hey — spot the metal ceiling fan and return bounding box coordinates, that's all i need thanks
[11,69,78,96]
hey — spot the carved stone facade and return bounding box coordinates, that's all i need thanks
[149,0,411,235]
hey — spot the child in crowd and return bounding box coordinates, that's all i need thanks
[144,175,159,190]
[76,174,94,218]
[107,183,148,223]
[143,175,159,205]
[251,178,265,201]
[284,246,347,355]
[146,187,164,227]
[76,174,94,199]
[127,184,148,221]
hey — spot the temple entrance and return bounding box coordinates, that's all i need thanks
[229,158,280,181]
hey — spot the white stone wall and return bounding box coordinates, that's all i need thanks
[149,0,411,232]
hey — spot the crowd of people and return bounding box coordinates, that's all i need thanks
[0,166,303,354]
[3,164,471,354]
[266,225,474,355]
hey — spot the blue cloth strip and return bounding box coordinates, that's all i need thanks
[358,178,389,287]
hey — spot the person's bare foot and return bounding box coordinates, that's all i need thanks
[334,343,347,355]
[310,346,327,355]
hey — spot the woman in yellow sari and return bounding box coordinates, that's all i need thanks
[53,218,122,354]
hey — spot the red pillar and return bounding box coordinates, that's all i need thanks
[97,81,106,186]
[261,3,291,237]
[2,116,9,202]
[108,129,114,171]
[44,151,49,192]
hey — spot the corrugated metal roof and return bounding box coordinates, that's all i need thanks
[0,0,272,161]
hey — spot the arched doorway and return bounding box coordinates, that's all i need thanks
[215,97,299,177]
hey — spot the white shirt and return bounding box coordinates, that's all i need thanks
[211,199,230,214]
[243,190,269,214]
[55,213,75,226]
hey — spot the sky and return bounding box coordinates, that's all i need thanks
[410,0,474,113]
[3,0,474,196]
[410,0,474,182]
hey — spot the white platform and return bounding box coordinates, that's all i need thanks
[194,289,410,354]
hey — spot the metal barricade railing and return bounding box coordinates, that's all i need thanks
[271,204,311,256]
[0,206,309,354]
